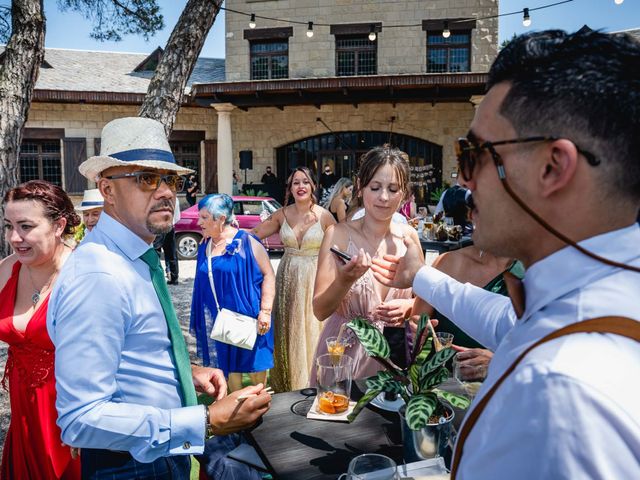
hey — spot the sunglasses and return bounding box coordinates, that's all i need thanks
[104,171,186,192]
[455,136,598,182]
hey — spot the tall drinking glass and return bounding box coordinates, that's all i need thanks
[316,354,353,415]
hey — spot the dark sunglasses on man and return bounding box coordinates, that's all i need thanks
[104,171,186,192]
[454,135,598,182]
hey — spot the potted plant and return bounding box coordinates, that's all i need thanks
[345,315,471,460]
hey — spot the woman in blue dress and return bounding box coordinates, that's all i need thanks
[190,194,275,391]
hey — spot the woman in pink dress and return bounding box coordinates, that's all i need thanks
[0,180,81,479]
[311,146,424,383]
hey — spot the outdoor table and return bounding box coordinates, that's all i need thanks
[420,236,473,254]
[245,385,404,480]
[245,380,473,479]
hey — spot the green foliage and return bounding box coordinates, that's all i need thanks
[347,317,391,359]
[429,183,450,203]
[243,188,268,197]
[346,315,469,430]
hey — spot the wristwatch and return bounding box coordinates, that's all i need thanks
[205,404,215,438]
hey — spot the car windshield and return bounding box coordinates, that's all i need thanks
[263,200,282,213]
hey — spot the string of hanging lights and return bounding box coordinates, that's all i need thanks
[222,0,622,40]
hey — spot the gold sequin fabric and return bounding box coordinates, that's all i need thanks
[270,220,325,392]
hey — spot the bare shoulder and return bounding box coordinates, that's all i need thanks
[315,205,336,229]
[0,254,18,292]
[432,249,467,279]
[325,221,351,250]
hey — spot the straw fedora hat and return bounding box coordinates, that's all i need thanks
[75,189,104,211]
[79,117,194,181]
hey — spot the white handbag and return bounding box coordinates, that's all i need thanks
[207,251,257,350]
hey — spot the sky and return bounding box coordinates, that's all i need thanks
[26,0,640,58]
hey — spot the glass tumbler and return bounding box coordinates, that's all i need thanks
[316,354,353,415]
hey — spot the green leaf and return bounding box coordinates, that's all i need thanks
[420,366,450,392]
[420,347,456,378]
[409,328,433,391]
[346,318,390,359]
[405,393,438,430]
[410,314,430,363]
[435,389,471,410]
[347,388,381,423]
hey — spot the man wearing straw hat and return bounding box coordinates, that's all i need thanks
[48,117,271,479]
[74,188,104,242]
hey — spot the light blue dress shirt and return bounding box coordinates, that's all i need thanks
[47,213,205,463]
[414,225,640,479]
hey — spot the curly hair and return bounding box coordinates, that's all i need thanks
[5,180,80,235]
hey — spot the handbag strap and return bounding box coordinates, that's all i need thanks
[450,316,640,479]
[206,243,221,313]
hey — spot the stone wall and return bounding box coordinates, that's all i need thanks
[227,101,476,185]
[225,0,498,81]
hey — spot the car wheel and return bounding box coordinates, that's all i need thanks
[176,233,201,260]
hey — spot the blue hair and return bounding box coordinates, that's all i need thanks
[198,194,235,225]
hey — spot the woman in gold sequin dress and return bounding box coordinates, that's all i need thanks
[311,146,423,384]
[252,167,336,392]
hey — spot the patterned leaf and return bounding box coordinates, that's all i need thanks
[420,347,456,378]
[366,371,403,394]
[405,393,438,430]
[435,389,471,410]
[346,317,390,359]
[420,366,450,391]
[410,329,433,391]
[347,388,381,423]
[410,314,430,362]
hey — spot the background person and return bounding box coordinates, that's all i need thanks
[261,166,278,185]
[0,180,81,479]
[252,167,335,392]
[190,194,275,392]
[47,117,271,479]
[412,244,523,381]
[319,163,338,205]
[311,146,422,383]
[322,177,353,223]
[373,30,640,478]
[73,188,104,243]
[185,174,199,207]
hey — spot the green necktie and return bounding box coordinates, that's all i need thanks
[140,248,197,407]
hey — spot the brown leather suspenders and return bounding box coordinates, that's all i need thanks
[450,316,640,479]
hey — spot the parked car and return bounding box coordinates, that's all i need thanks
[175,195,284,260]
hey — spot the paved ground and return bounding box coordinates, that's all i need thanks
[0,254,282,455]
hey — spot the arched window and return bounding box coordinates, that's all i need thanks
[275,131,442,204]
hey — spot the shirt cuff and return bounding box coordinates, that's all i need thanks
[168,405,206,455]
[412,265,450,303]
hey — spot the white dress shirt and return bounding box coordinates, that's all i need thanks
[47,213,205,462]
[413,225,640,479]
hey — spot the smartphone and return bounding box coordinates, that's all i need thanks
[330,246,352,262]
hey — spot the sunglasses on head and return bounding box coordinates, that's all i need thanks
[104,171,186,192]
[454,135,598,182]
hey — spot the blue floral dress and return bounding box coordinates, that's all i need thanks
[190,229,274,375]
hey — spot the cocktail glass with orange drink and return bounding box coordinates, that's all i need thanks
[316,354,353,415]
[326,336,348,362]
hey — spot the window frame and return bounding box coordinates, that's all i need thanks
[426,29,472,73]
[19,139,63,186]
[335,33,378,77]
[249,38,290,80]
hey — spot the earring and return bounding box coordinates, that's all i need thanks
[479,249,484,259]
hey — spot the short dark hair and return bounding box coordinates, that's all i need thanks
[487,29,640,201]
[5,180,80,235]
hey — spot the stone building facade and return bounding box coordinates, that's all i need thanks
[16,0,499,205]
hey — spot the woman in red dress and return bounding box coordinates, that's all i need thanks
[0,180,81,479]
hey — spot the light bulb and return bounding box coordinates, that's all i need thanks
[249,14,256,29]
[442,21,451,39]
[307,21,314,38]
[368,25,377,41]
[522,8,531,27]
[615,0,624,4]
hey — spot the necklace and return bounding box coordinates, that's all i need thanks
[26,267,57,307]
